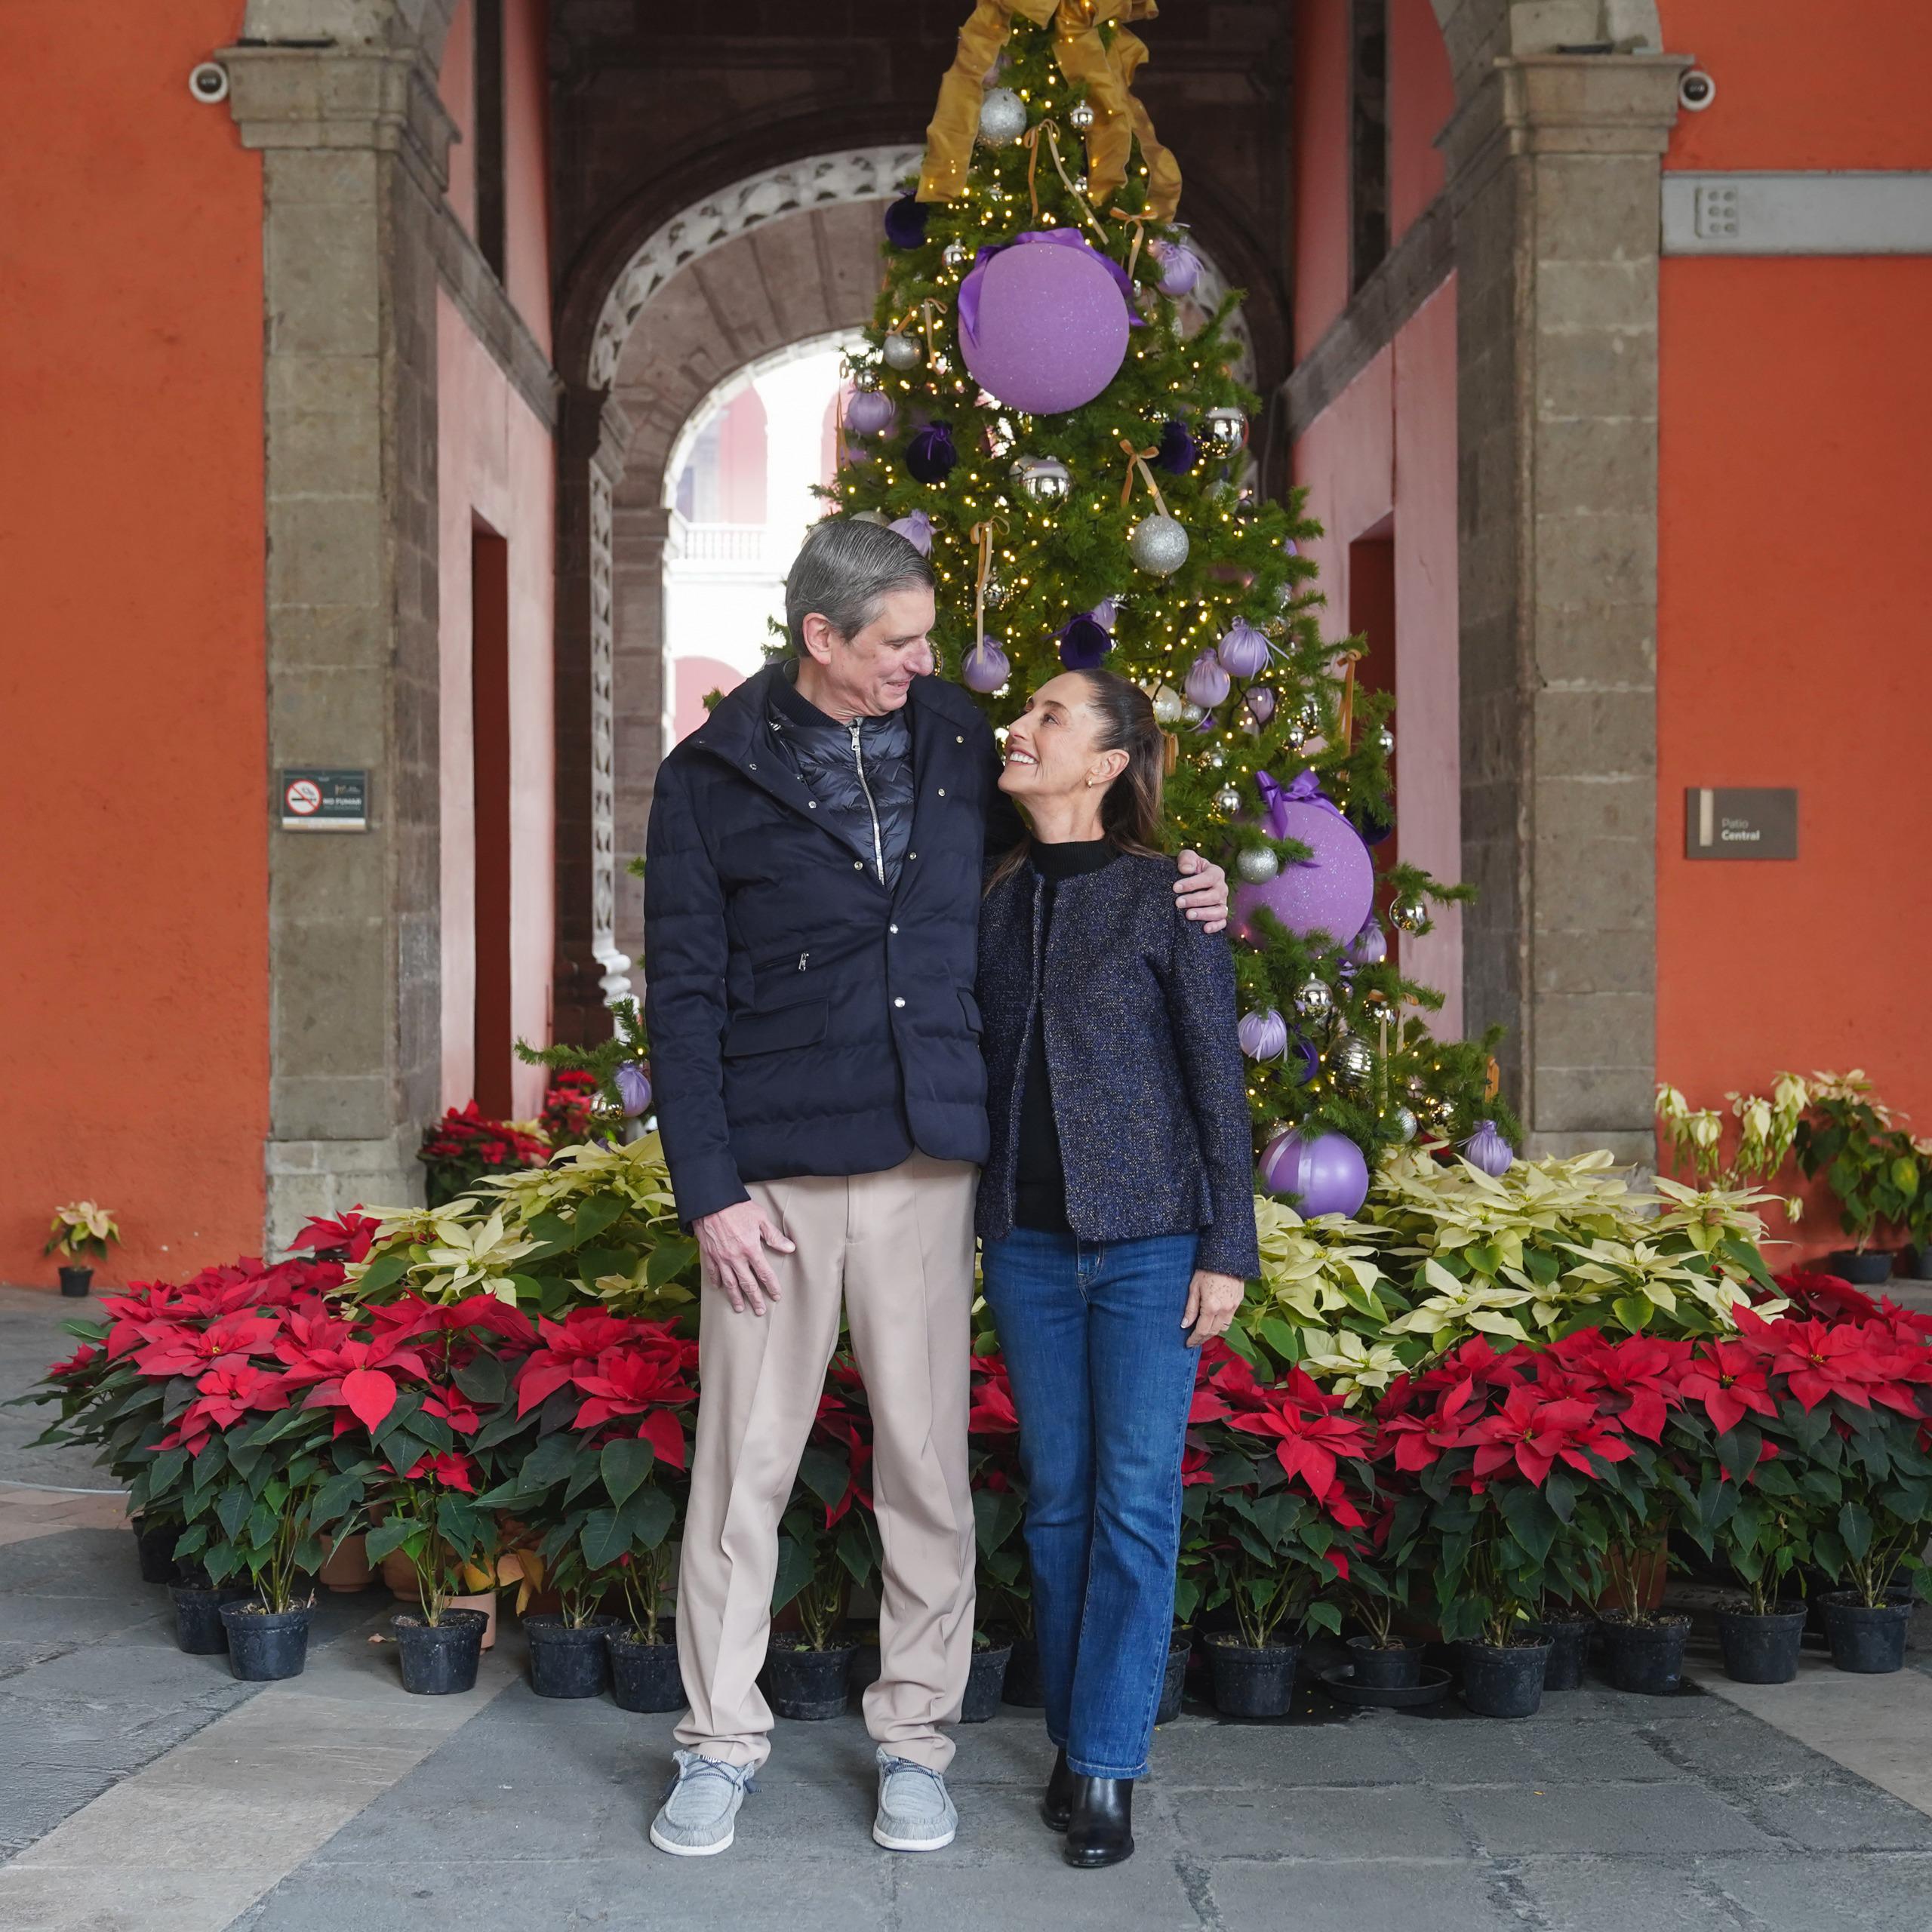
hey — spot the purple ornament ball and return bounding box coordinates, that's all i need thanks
[1057,614,1112,671]
[1183,648,1230,711]
[884,194,930,251]
[1462,1121,1515,1177]
[962,637,1010,693]
[1153,241,1201,297]
[958,237,1131,415]
[906,422,957,485]
[1217,618,1269,679]
[1232,798,1375,944]
[1156,417,1198,474]
[888,509,933,555]
[844,390,897,436]
[1258,1128,1371,1219]
[1348,918,1387,966]
[1291,1036,1320,1086]
[1237,1008,1287,1062]
[614,1061,653,1118]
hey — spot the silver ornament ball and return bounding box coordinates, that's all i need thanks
[1202,405,1248,453]
[1284,718,1307,749]
[849,510,890,527]
[1214,785,1242,815]
[1294,976,1333,1020]
[982,572,1011,611]
[1129,512,1189,575]
[1334,1035,1374,1093]
[881,331,922,371]
[1389,892,1429,934]
[1235,845,1280,884]
[1178,700,1204,726]
[977,86,1029,148]
[1151,684,1183,727]
[850,365,881,392]
[1275,580,1296,610]
[942,241,968,272]
[1068,100,1096,131]
[1391,1105,1418,1143]
[1375,724,1395,755]
[1009,454,1072,505]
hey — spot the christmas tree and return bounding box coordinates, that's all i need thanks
[826,6,1517,1207]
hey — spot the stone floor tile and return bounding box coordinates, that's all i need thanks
[1447,1780,1774,1859]
[1391,1710,1552,1783]
[1512,1854,1752,1930]
[893,1851,1197,1931]
[1171,1783,1470,1861]
[1738,1776,1932,1853]
[1521,1718,1676,1782]
[1209,1857,1520,1932]
[1151,1710,1419,1788]
[1697,1851,1932,1932]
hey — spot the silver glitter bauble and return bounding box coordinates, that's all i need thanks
[1275,580,1296,609]
[977,87,1029,147]
[1151,684,1183,727]
[1214,785,1242,815]
[881,331,922,371]
[1129,513,1189,575]
[1208,751,1225,768]
[1202,405,1248,453]
[1068,100,1096,131]
[1389,892,1429,934]
[1236,845,1280,884]
[1178,700,1204,725]
[1008,454,1072,505]
[1375,725,1395,755]
[1294,977,1333,1020]
[1334,1035,1374,1093]
[1391,1105,1418,1143]
[1073,174,1089,194]
[942,241,969,272]
[1296,699,1322,732]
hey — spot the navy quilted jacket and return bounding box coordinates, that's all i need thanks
[975,852,1261,1280]
[643,661,1008,1225]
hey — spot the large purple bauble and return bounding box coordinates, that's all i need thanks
[958,236,1131,415]
[1259,1128,1371,1219]
[1232,798,1375,944]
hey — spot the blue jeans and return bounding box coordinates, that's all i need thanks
[980,1227,1201,1779]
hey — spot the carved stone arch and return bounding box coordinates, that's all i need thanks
[1426,0,1664,95]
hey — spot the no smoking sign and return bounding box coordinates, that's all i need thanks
[278,768,368,831]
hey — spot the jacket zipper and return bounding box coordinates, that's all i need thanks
[848,718,886,884]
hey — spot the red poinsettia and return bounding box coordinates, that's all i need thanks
[1470,1384,1632,1485]
[162,1361,290,1453]
[132,1310,284,1380]
[1543,1330,1686,1441]
[1675,1337,1780,1435]
[968,1353,1020,1437]
[512,1307,642,1414]
[1227,1367,1372,1534]
[289,1211,383,1265]
[391,1450,479,1492]
[570,1345,697,1466]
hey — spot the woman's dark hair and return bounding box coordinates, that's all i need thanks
[989,668,1168,889]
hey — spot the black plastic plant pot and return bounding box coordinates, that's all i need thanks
[219,1599,314,1681]
[134,1515,183,1586]
[170,1583,248,1655]
[1205,1635,1299,1718]
[1598,1612,1690,1695]
[1154,1632,1194,1725]
[1346,1635,1425,1690]
[1823,1248,1895,1285]
[393,1609,487,1695]
[1002,1634,1048,1708]
[1534,1614,1596,1691]
[762,1635,858,1720]
[1460,1637,1552,1719]
[608,1630,684,1713]
[523,1614,617,1699]
[1717,1603,1807,1684]
[57,1266,93,1298]
[1823,1592,1911,1674]
[959,1641,1014,1723]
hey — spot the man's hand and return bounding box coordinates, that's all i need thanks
[1174,848,1230,934]
[694,1199,796,1315]
[1182,1270,1245,1347]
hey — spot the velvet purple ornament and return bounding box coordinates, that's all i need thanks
[1232,770,1376,944]
[614,1062,653,1118]
[1348,918,1388,966]
[1152,240,1201,297]
[1259,1128,1371,1218]
[1463,1121,1515,1177]
[888,509,933,555]
[1156,418,1198,474]
[1217,617,1269,679]
[957,232,1132,415]
[961,637,1010,693]
[1057,613,1112,671]
[884,194,930,251]
[906,422,958,484]
[1291,1036,1320,1086]
[1184,648,1230,711]
[1345,796,1396,848]
[1238,1008,1288,1062]
[844,389,897,436]
[1244,686,1277,728]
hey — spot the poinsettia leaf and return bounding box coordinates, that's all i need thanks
[453,1353,508,1405]
[618,1485,675,1551]
[646,1236,699,1288]
[215,1484,251,1538]
[771,1531,811,1614]
[580,1506,629,1572]
[1839,1501,1874,1562]
[564,1193,627,1248]
[365,1518,413,1562]
[521,1432,582,1490]
[797,1446,850,1510]
[341,1368,398,1432]
[352,1251,411,1297]
[600,1437,655,1509]
[973,1487,1023,1556]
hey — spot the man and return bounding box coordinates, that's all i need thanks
[642,518,1226,1858]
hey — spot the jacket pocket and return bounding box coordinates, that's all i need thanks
[722,1000,829,1058]
[958,989,983,1035]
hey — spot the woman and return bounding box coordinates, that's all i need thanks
[977,667,1260,1870]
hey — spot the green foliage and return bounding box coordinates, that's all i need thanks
[1793,1073,1929,1251]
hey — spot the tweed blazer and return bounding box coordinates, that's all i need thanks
[975,851,1261,1279]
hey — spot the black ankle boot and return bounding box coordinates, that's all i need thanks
[1041,1748,1075,1832]
[1064,1777,1134,1869]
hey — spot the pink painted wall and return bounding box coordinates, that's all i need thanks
[1388,0,1454,238]
[439,0,476,235]
[1289,285,1463,1038]
[1292,0,1351,358]
[505,0,552,359]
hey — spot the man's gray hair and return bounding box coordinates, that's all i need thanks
[784,517,935,655]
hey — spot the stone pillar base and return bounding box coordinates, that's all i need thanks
[266,1130,422,1258]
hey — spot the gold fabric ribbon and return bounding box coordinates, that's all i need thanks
[1118,437,1169,515]
[918,0,1181,220]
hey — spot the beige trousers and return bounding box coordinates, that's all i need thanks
[673,1151,979,1772]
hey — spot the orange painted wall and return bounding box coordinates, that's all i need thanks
[1654,2,1932,1244]
[0,2,267,1290]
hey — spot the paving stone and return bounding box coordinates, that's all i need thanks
[1512,1854,1751,1930]
[1739,1777,1932,1853]
[1209,1857,1521,1932]
[1698,1851,1932,1932]
[894,1851,1197,1930]
[1647,1708,1879,1785]
[1447,1781,1774,1859]
[0,1527,139,1596]
[1522,1718,1675,1783]
[1152,1710,1420,1788]
[1393,1711,1553,1783]
[1171,1783,1471,1861]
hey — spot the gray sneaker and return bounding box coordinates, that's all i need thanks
[649,1750,755,1857]
[873,1747,958,1851]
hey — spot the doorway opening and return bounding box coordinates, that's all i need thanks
[472,521,514,1118]
[1348,518,1398,952]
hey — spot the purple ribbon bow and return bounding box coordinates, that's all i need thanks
[1254,768,1346,843]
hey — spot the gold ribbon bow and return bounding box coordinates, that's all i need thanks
[1118,436,1170,514]
[918,0,1181,220]
[970,517,1006,642]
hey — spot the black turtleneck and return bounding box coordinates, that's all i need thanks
[1014,838,1120,1233]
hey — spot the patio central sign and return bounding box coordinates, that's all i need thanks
[1684,787,1798,860]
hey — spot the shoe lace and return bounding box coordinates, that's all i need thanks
[664,1752,756,1807]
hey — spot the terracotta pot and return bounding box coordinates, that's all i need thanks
[445,1589,498,1650]
[318,1532,374,1592]
[381,1550,421,1603]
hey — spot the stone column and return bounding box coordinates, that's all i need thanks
[223,45,454,1248]
[609,498,675,974]
[1443,53,1686,1164]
